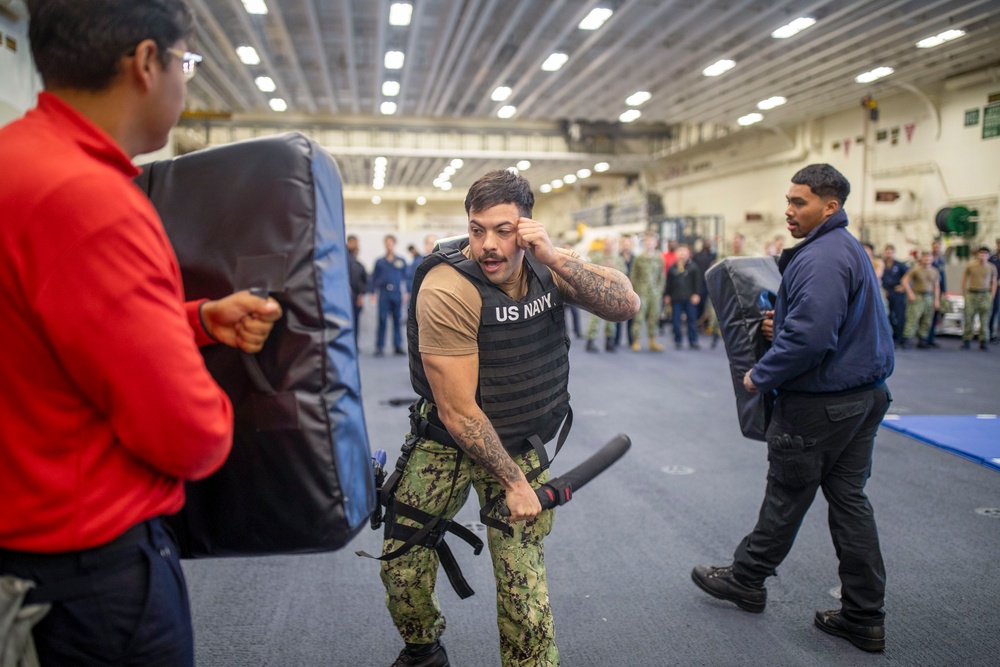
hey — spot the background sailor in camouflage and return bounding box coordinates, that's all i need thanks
[961,246,998,350]
[900,251,939,349]
[629,232,666,351]
[585,237,626,352]
[381,439,555,665]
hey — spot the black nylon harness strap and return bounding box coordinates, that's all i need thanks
[360,400,573,599]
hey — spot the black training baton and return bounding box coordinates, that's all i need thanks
[501,434,631,516]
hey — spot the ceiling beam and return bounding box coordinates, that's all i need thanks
[301,0,339,113]
[472,0,571,116]
[450,0,532,118]
[265,0,317,113]
[338,0,360,114]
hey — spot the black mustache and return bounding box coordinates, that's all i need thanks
[479,254,504,262]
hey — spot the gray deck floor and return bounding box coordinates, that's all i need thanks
[185,309,1000,666]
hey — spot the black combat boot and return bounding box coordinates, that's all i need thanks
[691,564,767,612]
[390,640,449,667]
[814,609,885,652]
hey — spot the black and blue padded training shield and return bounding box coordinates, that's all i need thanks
[136,132,375,557]
[705,256,781,441]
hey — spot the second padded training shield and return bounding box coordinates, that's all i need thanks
[705,256,781,441]
[136,132,374,557]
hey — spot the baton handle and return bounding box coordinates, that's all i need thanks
[499,434,631,517]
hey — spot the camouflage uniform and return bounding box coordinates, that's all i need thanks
[902,264,939,342]
[586,250,625,346]
[381,435,558,667]
[629,250,665,346]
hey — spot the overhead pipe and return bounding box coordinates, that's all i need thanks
[0,0,27,19]
[651,121,817,190]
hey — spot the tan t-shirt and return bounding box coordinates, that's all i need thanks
[964,261,998,291]
[416,246,577,356]
[904,264,939,294]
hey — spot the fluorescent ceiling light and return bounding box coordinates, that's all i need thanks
[255,76,276,92]
[491,86,512,102]
[450,159,464,168]
[516,160,531,170]
[269,98,287,112]
[440,182,453,191]
[539,184,553,193]
[416,196,427,205]
[757,96,786,110]
[241,0,268,15]
[594,162,610,172]
[771,17,815,39]
[916,29,966,48]
[738,112,763,126]
[384,51,405,69]
[551,179,564,189]
[444,166,456,175]
[855,66,894,83]
[371,196,382,204]
[437,172,450,181]
[374,156,388,166]
[625,91,651,106]
[563,174,578,184]
[497,105,517,119]
[541,53,569,72]
[382,81,400,96]
[579,8,613,30]
[236,46,260,65]
[702,59,735,77]
[389,3,412,26]
[380,101,398,115]
[619,109,641,123]
[507,167,519,175]
[373,180,385,190]
[433,178,443,187]
[577,168,592,178]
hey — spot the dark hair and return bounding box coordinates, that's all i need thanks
[791,164,851,206]
[978,246,991,254]
[862,242,874,252]
[28,0,194,91]
[465,170,534,219]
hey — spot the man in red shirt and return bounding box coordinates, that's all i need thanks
[0,1,281,664]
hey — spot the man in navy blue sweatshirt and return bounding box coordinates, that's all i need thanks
[692,164,894,653]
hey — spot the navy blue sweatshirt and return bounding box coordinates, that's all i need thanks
[750,209,894,394]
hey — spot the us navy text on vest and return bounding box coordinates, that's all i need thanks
[483,291,556,324]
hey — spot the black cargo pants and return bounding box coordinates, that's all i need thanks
[732,384,891,626]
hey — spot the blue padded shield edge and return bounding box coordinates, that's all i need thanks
[311,148,375,531]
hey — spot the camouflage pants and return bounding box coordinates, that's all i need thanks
[903,293,934,340]
[964,291,992,340]
[586,311,616,342]
[380,437,558,667]
[630,288,660,341]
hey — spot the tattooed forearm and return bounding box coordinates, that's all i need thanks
[558,258,640,321]
[454,414,523,487]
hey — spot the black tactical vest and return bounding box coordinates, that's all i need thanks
[407,239,570,455]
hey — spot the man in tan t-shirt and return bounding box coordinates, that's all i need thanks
[961,246,998,350]
[380,169,639,667]
[901,251,940,349]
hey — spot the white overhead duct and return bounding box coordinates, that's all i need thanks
[944,66,1000,91]
[0,0,27,20]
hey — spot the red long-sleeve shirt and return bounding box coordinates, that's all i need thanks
[0,93,233,552]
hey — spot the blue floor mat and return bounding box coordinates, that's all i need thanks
[882,414,1000,472]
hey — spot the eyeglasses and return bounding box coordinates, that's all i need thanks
[165,48,203,82]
